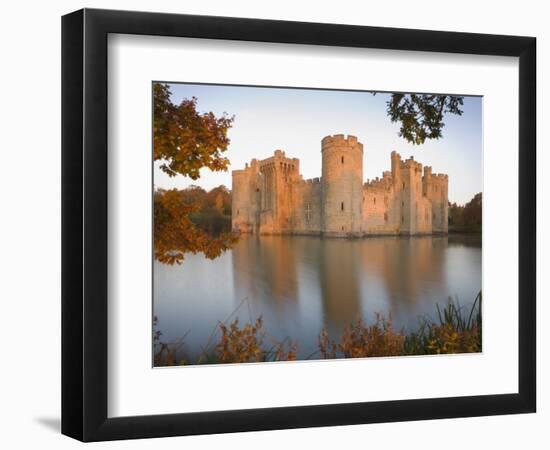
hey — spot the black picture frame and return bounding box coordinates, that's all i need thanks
[61,8,536,442]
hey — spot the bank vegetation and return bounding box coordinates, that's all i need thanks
[154,292,482,366]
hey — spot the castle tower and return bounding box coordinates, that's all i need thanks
[231,160,260,233]
[423,167,448,233]
[401,156,424,235]
[389,152,426,235]
[258,150,299,234]
[321,134,364,235]
[391,150,401,189]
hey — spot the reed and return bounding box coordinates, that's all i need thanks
[403,291,482,355]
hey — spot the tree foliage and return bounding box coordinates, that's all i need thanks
[153,83,234,179]
[154,188,237,265]
[181,185,232,236]
[386,94,464,145]
[153,83,237,264]
[448,192,482,233]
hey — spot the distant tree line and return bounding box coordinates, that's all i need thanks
[448,193,482,233]
[154,185,235,265]
[180,185,232,235]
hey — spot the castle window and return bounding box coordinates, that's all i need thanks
[373,197,376,205]
[341,226,345,231]
[305,203,312,223]
[402,215,405,224]
[402,201,404,207]
[384,213,388,222]
[403,182,406,190]
[341,156,344,164]
[237,209,240,216]
[341,201,345,211]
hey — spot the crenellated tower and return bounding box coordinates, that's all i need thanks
[423,167,449,233]
[321,134,364,235]
[400,155,424,234]
[231,159,261,233]
[257,150,300,234]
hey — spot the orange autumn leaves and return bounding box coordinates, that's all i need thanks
[154,189,237,265]
[153,83,234,180]
[153,83,236,264]
[216,317,297,364]
[319,315,404,359]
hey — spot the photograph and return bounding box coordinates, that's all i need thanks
[0,0,542,447]
[152,82,483,366]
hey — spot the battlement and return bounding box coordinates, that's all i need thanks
[364,182,390,192]
[390,152,424,175]
[321,134,363,151]
[304,177,321,184]
[258,150,299,171]
[232,159,259,176]
[423,166,447,181]
[401,156,423,172]
[364,176,392,191]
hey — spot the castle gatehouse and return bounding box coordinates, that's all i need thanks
[231,134,448,237]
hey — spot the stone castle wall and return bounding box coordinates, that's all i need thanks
[293,177,322,234]
[231,134,448,237]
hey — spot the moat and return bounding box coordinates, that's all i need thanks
[154,234,481,361]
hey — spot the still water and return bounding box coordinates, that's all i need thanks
[154,234,481,361]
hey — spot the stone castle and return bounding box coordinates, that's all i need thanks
[231,134,448,237]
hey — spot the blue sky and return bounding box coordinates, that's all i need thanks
[155,83,482,205]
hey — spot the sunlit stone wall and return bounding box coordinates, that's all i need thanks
[231,135,448,237]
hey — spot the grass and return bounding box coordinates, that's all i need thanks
[403,291,482,355]
[153,291,482,366]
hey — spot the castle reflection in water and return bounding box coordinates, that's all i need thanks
[154,234,481,361]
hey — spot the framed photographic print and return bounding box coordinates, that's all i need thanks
[61,8,536,441]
